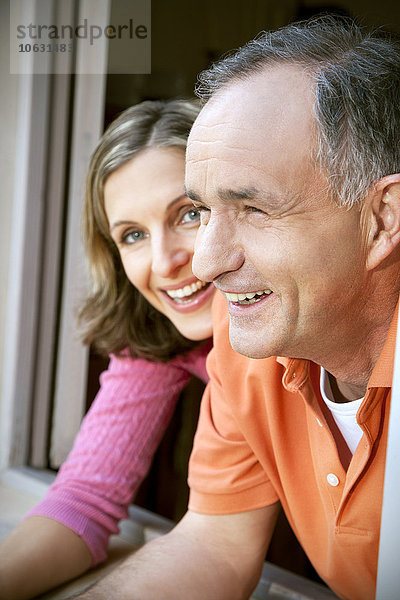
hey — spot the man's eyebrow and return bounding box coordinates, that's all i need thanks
[217,187,260,201]
[184,187,201,203]
[184,187,261,204]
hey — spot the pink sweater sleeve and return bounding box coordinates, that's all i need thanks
[26,343,210,565]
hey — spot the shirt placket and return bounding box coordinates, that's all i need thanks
[335,386,389,527]
[301,377,347,516]
[282,360,346,515]
[294,371,387,531]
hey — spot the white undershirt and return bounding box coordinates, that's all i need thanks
[320,368,364,454]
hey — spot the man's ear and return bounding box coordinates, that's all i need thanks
[364,174,400,271]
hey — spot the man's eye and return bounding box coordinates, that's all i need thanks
[122,230,146,244]
[245,205,264,214]
[194,205,211,215]
[181,208,201,224]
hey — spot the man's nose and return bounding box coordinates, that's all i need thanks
[151,233,191,278]
[192,216,244,283]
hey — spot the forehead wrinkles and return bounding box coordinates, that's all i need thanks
[186,121,265,179]
[186,120,257,195]
[186,130,315,199]
[187,120,257,154]
[186,146,262,202]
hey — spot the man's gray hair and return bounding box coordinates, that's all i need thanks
[196,15,400,208]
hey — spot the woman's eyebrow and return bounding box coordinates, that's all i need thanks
[109,194,189,232]
[166,193,190,210]
[109,219,136,233]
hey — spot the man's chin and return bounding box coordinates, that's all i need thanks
[228,328,275,360]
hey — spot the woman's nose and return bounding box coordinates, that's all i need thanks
[151,234,191,278]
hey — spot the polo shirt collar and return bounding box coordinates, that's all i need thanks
[368,299,398,389]
[277,356,309,392]
[277,298,399,392]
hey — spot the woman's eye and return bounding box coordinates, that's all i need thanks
[181,208,201,224]
[122,230,146,244]
[191,204,211,226]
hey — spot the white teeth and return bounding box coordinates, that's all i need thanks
[166,280,207,299]
[224,289,272,303]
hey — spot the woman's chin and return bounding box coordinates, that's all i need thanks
[162,291,215,342]
[172,317,213,342]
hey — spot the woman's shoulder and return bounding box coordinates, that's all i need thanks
[104,339,211,382]
[171,338,212,382]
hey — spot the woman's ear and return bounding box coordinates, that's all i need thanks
[364,174,400,271]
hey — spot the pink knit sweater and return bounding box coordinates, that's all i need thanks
[26,341,211,565]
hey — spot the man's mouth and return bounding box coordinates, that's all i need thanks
[164,280,210,304]
[224,289,272,305]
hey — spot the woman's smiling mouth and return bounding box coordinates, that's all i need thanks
[165,279,208,302]
[160,279,214,313]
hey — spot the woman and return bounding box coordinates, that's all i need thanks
[0,99,215,600]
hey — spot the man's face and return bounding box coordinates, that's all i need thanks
[186,65,368,361]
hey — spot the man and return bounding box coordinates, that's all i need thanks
[78,16,400,600]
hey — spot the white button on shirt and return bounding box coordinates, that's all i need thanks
[327,473,340,487]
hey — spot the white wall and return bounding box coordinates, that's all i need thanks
[0,0,19,434]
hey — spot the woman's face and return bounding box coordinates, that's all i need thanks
[104,146,215,341]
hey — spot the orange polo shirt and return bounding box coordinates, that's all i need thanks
[188,293,397,600]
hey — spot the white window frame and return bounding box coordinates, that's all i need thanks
[375,302,400,597]
[1,0,55,471]
[1,0,110,479]
[49,0,110,468]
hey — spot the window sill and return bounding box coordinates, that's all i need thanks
[0,468,339,599]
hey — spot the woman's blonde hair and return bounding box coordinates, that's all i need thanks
[78,99,202,362]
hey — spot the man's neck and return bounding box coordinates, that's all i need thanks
[327,372,365,403]
[318,288,399,403]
